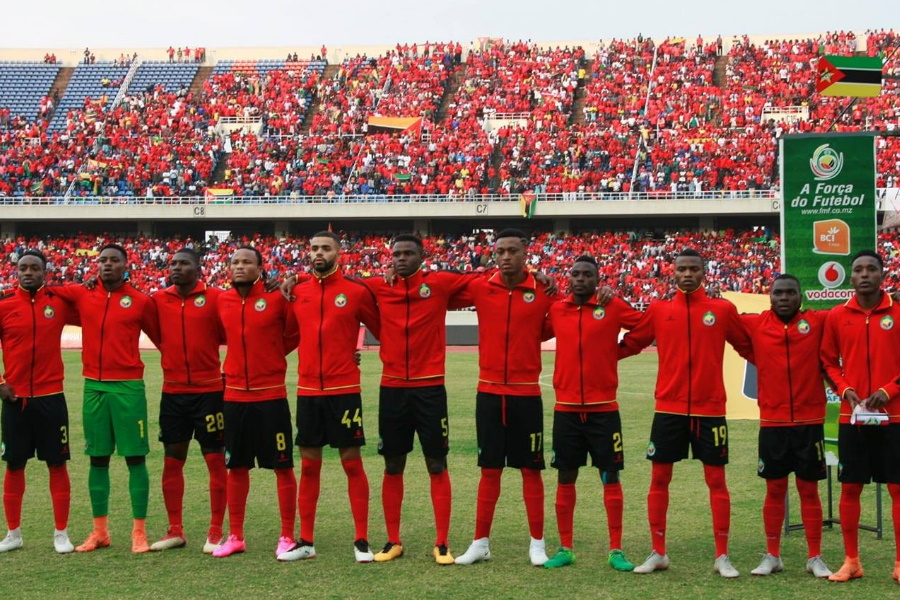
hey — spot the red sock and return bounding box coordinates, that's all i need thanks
[161,456,185,533]
[2,468,24,530]
[838,482,863,559]
[762,477,788,557]
[704,464,730,557]
[796,477,822,558]
[521,469,544,539]
[888,483,900,561]
[298,458,321,542]
[555,482,576,548]
[342,458,369,541]
[275,468,297,539]
[603,482,624,551]
[474,468,502,539]
[48,465,70,531]
[429,470,451,546]
[226,467,250,540]
[204,452,227,540]
[647,462,672,555]
[382,472,403,544]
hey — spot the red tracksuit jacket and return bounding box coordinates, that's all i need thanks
[821,293,900,424]
[619,287,752,416]
[0,286,78,396]
[547,295,642,412]
[153,282,225,394]
[217,280,298,402]
[292,270,380,396]
[457,271,555,396]
[741,309,827,426]
[52,283,160,381]
[363,269,472,387]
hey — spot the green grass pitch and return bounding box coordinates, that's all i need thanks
[0,350,895,599]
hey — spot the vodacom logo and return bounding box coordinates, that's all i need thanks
[818,261,846,289]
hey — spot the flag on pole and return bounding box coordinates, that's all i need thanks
[520,191,537,218]
[816,55,883,97]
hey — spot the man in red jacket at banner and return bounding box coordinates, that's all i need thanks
[454,228,556,567]
[0,251,78,554]
[542,255,642,571]
[821,249,900,583]
[50,244,161,554]
[278,231,380,563]
[212,247,299,559]
[148,249,227,555]
[740,274,832,578]
[619,248,752,578]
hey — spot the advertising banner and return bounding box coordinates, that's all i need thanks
[780,133,877,452]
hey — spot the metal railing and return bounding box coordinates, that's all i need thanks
[0,189,782,206]
[113,55,142,108]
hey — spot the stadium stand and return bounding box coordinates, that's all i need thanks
[128,61,199,95]
[0,62,60,121]
[3,228,899,304]
[48,62,130,132]
[0,31,898,200]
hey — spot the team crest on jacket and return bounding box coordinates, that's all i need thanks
[194,295,206,308]
[43,305,55,319]
[335,293,348,308]
[254,298,267,312]
[120,296,133,308]
[419,283,431,298]
[797,319,810,334]
[881,315,894,330]
[702,311,716,326]
[593,306,605,320]
[523,291,535,303]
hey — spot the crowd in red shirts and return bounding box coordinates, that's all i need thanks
[308,42,461,137]
[2,32,900,199]
[4,227,900,305]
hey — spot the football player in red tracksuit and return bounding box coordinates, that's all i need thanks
[0,251,78,554]
[212,247,300,559]
[148,249,228,555]
[820,250,900,583]
[363,234,473,565]
[740,274,832,578]
[278,231,381,563]
[619,248,752,578]
[454,228,556,567]
[51,244,161,554]
[542,256,642,571]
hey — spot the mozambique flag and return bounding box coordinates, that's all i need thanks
[520,190,537,218]
[393,173,412,181]
[817,55,882,97]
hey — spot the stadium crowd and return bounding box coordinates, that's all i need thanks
[2,228,899,303]
[1,31,899,199]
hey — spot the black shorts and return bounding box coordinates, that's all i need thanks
[1,394,70,465]
[551,411,624,473]
[295,393,366,449]
[837,423,900,484]
[647,413,729,466]
[378,385,449,458]
[158,391,225,449]
[757,425,826,481]
[224,399,293,470]
[475,392,545,470]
